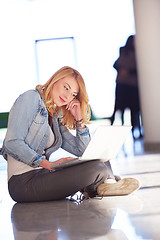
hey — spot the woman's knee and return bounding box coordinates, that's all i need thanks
[85,160,108,178]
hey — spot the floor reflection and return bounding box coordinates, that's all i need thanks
[112,209,144,240]
[11,199,116,240]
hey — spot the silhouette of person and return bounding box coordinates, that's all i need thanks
[110,35,143,139]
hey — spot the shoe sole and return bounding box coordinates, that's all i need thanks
[97,178,140,196]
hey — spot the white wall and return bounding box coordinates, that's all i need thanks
[133,0,160,150]
[0,0,135,118]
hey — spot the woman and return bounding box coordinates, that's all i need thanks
[1,66,139,202]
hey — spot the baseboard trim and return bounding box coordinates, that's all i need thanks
[144,142,160,152]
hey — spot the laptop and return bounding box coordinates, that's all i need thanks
[51,125,132,170]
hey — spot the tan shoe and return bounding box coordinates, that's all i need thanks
[97,178,140,197]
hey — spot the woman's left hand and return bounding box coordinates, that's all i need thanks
[66,99,83,121]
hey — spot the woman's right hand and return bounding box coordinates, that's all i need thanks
[39,157,73,170]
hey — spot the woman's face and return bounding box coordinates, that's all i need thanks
[51,76,79,107]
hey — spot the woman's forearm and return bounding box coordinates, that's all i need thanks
[39,157,73,170]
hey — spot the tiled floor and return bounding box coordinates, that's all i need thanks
[0,121,160,240]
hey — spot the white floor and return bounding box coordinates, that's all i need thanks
[0,120,160,240]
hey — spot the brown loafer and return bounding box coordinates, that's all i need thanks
[97,178,140,197]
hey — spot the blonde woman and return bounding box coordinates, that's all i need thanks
[1,66,139,202]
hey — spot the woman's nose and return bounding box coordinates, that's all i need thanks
[65,91,73,100]
[65,92,70,100]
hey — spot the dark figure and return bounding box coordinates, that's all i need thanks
[110,35,143,140]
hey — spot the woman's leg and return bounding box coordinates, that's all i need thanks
[104,161,115,179]
[8,160,108,203]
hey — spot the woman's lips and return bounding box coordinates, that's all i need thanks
[59,96,65,103]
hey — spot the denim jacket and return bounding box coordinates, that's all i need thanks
[0,90,91,168]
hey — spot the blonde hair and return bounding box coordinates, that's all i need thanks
[36,66,91,129]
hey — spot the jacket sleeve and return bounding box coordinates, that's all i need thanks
[3,90,45,167]
[60,124,91,157]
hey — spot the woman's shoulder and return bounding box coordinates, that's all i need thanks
[20,89,39,97]
[17,89,40,102]
[13,90,41,108]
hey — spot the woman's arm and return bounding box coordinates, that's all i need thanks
[61,98,91,156]
[4,90,47,168]
[60,124,91,157]
[39,157,73,170]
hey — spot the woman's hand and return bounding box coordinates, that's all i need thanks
[66,99,82,121]
[39,157,73,170]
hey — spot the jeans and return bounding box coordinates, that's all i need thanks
[8,160,114,203]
